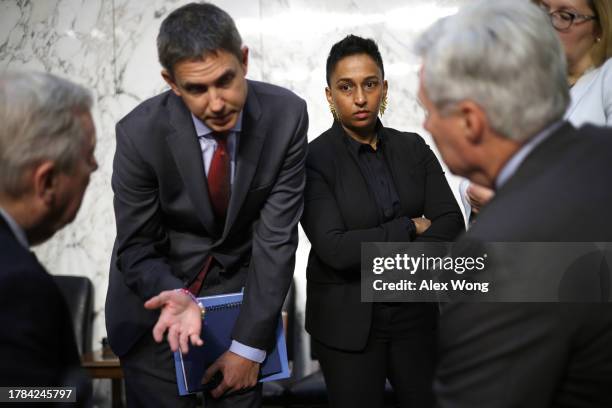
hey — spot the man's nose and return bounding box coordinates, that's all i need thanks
[208,88,224,112]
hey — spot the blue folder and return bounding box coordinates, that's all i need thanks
[174,291,290,395]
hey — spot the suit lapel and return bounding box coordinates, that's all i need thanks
[0,213,13,239]
[165,92,220,237]
[329,120,367,186]
[380,128,406,200]
[224,82,266,235]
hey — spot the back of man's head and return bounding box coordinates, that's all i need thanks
[157,2,243,76]
[0,71,93,198]
[415,0,569,142]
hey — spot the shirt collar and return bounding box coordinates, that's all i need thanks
[343,120,384,154]
[0,207,29,248]
[191,111,243,138]
[495,121,564,190]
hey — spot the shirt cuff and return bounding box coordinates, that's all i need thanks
[229,340,267,363]
[406,217,417,240]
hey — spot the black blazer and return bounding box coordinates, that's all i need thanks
[0,215,87,391]
[436,123,612,407]
[106,80,308,356]
[302,121,464,351]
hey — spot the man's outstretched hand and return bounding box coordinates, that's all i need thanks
[144,289,204,353]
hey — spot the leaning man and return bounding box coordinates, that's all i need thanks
[105,3,308,407]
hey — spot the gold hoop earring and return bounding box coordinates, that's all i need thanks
[329,103,339,121]
[380,96,388,116]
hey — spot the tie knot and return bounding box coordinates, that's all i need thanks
[213,134,228,148]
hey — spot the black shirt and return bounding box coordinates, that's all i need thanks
[344,132,416,238]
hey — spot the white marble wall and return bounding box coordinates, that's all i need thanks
[0,0,468,374]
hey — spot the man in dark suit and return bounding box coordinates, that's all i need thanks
[104,3,307,407]
[0,71,96,402]
[415,1,612,407]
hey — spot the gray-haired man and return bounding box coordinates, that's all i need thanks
[416,0,612,406]
[0,71,97,403]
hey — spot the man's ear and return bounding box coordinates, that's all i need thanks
[162,69,181,97]
[459,100,486,146]
[32,161,57,207]
[241,46,249,76]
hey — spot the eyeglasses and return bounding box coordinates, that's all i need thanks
[547,9,597,31]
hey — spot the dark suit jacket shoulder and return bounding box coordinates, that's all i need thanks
[118,80,304,146]
[469,124,612,241]
[0,217,82,387]
[436,123,612,408]
[302,121,464,350]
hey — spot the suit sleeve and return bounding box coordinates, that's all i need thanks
[414,137,465,242]
[301,162,415,271]
[111,122,183,301]
[231,101,308,350]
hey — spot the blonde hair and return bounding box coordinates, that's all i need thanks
[590,0,612,67]
[533,0,612,67]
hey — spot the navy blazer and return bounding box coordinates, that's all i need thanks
[0,215,85,389]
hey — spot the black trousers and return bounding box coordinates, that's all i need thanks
[120,331,262,408]
[313,303,437,408]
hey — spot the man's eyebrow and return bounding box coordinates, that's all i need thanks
[181,68,237,90]
[182,82,207,90]
[216,69,236,85]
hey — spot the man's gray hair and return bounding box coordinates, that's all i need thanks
[0,71,93,197]
[415,0,569,141]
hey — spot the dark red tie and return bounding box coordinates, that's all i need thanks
[188,135,230,295]
[188,256,213,295]
[207,135,230,219]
